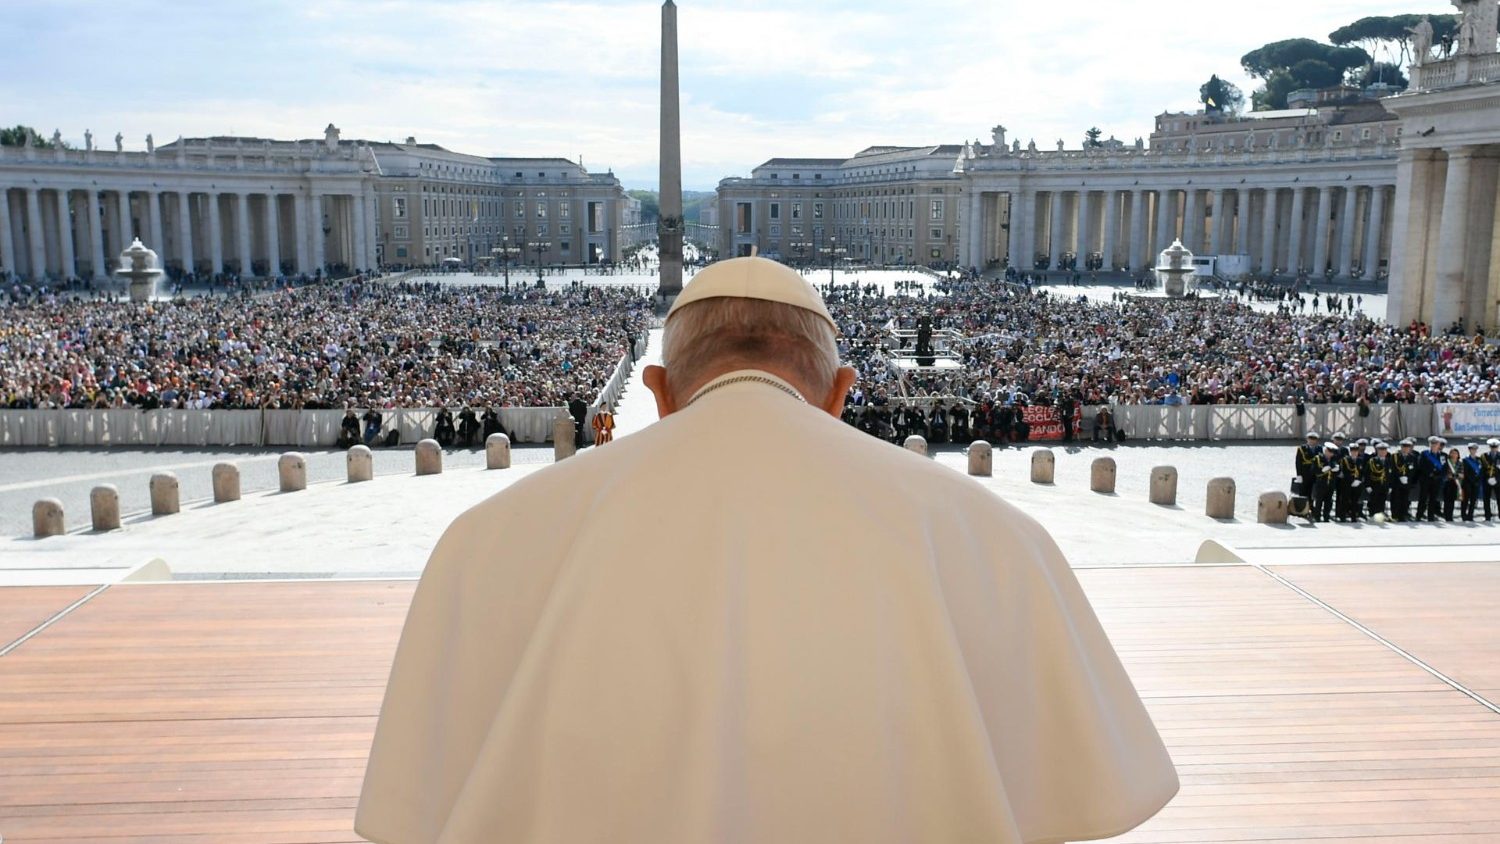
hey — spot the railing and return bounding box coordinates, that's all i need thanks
[1411,51,1500,91]
[0,407,566,448]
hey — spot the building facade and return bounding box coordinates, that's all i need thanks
[954,102,1401,279]
[1384,9,1500,329]
[0,124,629,282]
[716,145,963,266]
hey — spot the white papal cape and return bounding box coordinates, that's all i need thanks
[356,371,1177,844]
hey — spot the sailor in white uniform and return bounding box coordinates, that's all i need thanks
[356,257,1177,844]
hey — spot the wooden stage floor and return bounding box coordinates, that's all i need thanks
[2,562,1498,843]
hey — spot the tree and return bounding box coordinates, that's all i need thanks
[1241,38,1370,110]
[1349,61,1409,90]
[626,189,660,223]
[1330,14,1459,68]
[0,124,67,149]
[1200,74,1245,114]
[1083,127,1103,148]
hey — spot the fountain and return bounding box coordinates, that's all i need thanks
[1154,239,1196,298]
[115,237,164,302]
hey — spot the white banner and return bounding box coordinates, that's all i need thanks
[1435,404,1500,438]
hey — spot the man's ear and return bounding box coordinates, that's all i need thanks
[643,365,677,419]
[819,367,858,418]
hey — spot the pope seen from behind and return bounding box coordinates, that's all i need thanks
[355,257,1178,843]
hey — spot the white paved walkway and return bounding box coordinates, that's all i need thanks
[612,328,665,439]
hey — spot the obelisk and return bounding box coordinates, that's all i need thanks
[658,0,684,296]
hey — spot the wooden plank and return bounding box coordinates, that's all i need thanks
[0,586,92,650]
[1270,562,1500,695]
[1,568,1498,843]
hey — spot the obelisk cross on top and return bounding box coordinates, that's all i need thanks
[658,0,684,296]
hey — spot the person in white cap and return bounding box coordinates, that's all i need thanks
[356,256,1177,844]
[1482,438,1500,521]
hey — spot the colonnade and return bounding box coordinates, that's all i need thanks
[964,183,1395,279]
[1387,144,1500,329]
[0,185,374,282]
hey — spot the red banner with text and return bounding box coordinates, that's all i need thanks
[1022,404,1084,441]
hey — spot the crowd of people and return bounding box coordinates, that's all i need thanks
[1,278,650,411]
[828,277,1498,420]
[1293,432,1500,523]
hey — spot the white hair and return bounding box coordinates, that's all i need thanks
[662,297,839,399]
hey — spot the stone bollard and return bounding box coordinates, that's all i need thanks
[212,463,241,503]
[1030,449,1055,484]
[486,433,512,470]
[347,445,373,483]
[1090,457,1117,494]
[32,498,64,538]
[967,441,992,476]
[90,485,121,532]
[1257,491,1289,525]
[149,473,180,516]
[1206,477,1237,519]
[1149,466,1179,506]
[278,452,307,492]
[554,416,578,461]
[415,439,443,476]
[904,435,928,456]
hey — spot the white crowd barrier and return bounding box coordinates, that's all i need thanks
[0,407,565,448]
[842,403,1483,443]
[584,335,650,435]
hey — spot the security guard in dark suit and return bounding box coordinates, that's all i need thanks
[1390,438,1419,522]
[1295,432,1323,499]
[1461,444,1485,522]
[1364,442,1394,519]
[1416,436,1446,522]
[1482,438,1500,521]
[1336,442,1367,522]
[1313,442,1340,522]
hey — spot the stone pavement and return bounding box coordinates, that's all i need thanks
[6,435,1499,581]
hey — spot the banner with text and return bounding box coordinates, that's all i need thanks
[1436,404,1500,438]
[1022,404,1084,441]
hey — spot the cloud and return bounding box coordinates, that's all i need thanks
[0,0,1459,190]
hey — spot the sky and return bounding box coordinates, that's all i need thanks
[2,0,1459,191]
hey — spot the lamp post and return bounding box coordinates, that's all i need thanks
[492,237,521,291]
[528,239,548,286]
[820,236,846,287]
[790,240,813,269]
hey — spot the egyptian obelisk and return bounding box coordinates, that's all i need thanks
[658,0,684,296]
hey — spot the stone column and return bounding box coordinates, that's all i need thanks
[1431,147,1476,330]
[1184,189,1204,252]
[311,193,325,275]
[1311,186,1333,276]
[207,193,225,274]
[1287,187,1307,273]
[119,190,135,245]
[292,192,309,273]
[1075,191,1093,267]
[1128,189,1147,271]
[266,193,281,277]
[236,192,253,276]
[176,191,194,275]
[1101,190,1119,271]
[1336,186,1359,278]
[87,190,106,280]
[1364,186,1388,281]
[1153,189,1174,255]
[0,188,15,279]
[966,189,982,268]
[1048,191,1066,269]
[54,189,75,279]
[24,188,46,279]
[352,193,369,273]
[1261,188,1280,272]
[147,190,164,258]
[1235,189,1253,256]
[1387,150,1441,325]
[1010,190,1031,270]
